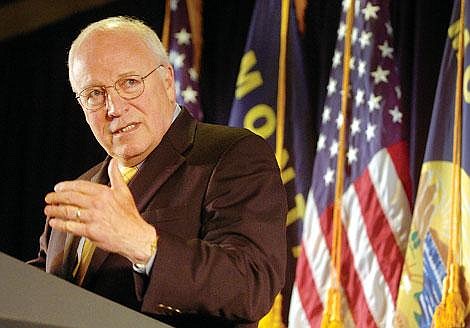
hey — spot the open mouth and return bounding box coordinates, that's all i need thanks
[113,123,138,135]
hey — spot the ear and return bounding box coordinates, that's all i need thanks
[160,65,176,105]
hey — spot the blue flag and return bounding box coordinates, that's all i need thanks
[395,0,470,326]
[229,0,314,323]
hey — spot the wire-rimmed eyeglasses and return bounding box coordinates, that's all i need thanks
[75,65,163,112]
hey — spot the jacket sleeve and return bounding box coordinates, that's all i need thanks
[26,217,52,270]
[139,133,287,323]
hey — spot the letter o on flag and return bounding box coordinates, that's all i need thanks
[464,65,470,104]
[243,104,276,139]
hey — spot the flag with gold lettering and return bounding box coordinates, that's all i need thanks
[289,0,413,327]
[394,0,470,326]
[229,0,314,325]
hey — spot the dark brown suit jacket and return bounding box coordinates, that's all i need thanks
[30,109,287,327]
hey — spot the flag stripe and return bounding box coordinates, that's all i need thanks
[319,206,378,328]
[289,286,311,327]
[297,192,356,327]
[296,243,323,326]
[354,165,403,302]
[369,144,412,254]
[387,141,413,206]
[344,183,395,327]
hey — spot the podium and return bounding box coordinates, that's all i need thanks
[0,252,171,327]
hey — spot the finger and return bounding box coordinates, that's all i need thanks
[45,190,90,208]
[44,204,87,222]
[108,158,127,191]
[54,180,107,194]
[49,218,87,237]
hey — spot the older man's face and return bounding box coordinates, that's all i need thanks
[69,30,176,167]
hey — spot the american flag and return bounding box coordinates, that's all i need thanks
[166,0,203,120]
[289,0,413,327]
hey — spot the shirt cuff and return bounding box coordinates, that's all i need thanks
[132,251,157,275]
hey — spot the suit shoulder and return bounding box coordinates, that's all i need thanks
[190,122,276,166]
[194,122,269,153]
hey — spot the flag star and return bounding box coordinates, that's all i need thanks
[175,28,191,46]
[170,0,179,11]
[371,65,390,84]
[329,139,338,158]
[327,78,337,96]
[349,56,356,70]
[358,60,367,77]
[347,146,359,164]
[322,106,332,124]
[324,167,335,186]
[366,123,377,141]
[169,50,186,69]
[333,50,342,68]
[188,67,199,81]
[395,86,402,99]
[336,112,344,129]
[350,117,361,136]
[168,50,178,64]
[352,27,359,43]
[317,133,327,151]
[386,22,393,35]
[355,89,365,107]
[379,40,394,58]
[389,106,403,123]
[362,2,380,21]
[181,86,198,104]
[338,22,346,40]
[359,31,372,49]
[342,0,360,16]
[368,93,382,112]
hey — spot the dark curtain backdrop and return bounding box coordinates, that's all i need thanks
[0,0,453,263]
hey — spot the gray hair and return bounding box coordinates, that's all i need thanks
[68,16,168,70]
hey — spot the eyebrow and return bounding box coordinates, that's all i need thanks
[79,71,143,90]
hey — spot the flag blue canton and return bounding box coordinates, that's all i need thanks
[168,0,203,120]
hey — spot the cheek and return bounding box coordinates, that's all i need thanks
[85,113,109,140]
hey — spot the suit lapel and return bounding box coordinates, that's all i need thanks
[82,109,196,284]
[129,109,196,212]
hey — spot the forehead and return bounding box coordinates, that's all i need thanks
[70,30,157,89]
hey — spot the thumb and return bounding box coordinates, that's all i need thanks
[108,158,126,190]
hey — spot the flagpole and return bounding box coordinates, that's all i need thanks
[275,0,289,163]
[321,0,355,327]
[432,0,466,327]
[162,0,171,49]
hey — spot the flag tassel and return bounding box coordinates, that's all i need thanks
[433,263,466,327]
[321,288,343,328]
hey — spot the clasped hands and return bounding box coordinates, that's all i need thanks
[44,158,157,265]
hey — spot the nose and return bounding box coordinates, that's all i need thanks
[105,88,127,118]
